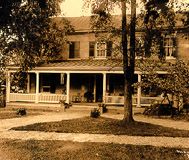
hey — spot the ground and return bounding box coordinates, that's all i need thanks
[0,105,188,160]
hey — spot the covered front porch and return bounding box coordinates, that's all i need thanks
[6,71,162,107]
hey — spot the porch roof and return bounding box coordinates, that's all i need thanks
[34,59,123,72]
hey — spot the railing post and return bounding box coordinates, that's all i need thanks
[35,72,39,103]
[137,73,142,107]
[6,71,11,103]
[66,72,70,103]
[103,73,106,103]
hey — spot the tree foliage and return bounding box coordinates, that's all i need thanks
[83,0,178,123]
[0,0,73,104]
[138,59,189,108]
[0,0,72,71]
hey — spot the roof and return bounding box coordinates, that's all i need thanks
[33,59,123,72]
[53,13,188,32]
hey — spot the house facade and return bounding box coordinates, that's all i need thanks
[6,15,189,107]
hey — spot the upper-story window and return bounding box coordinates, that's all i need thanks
[163,36,176,59]
[89,41,112,58]
[69,41,80,59]
[96,42,107,58]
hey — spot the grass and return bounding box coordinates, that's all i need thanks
[0,139,188,160]
[0,106,65,119]
[12,116,189,137]
[0,110,39,119]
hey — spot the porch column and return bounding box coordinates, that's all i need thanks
[137,73,142,107]
[66,72,70,103]
[35,72,39,103]
[27,73,30,93]
[93,75,96,102]
[103,73,106,103]
[6,71,11,102]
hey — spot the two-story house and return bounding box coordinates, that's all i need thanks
[6,15,189,107]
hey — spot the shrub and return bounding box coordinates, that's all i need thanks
[143,103,173,116]
[16,108,27,116]
[90,108,100,118]
[98,103,108,113]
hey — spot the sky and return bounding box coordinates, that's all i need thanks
[61,0,189,17]
[61,0,90,17]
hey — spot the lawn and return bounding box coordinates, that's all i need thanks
[0,110,39,119]
[0,139,188,160]
[12,116,189,137]
[0,107,65,119]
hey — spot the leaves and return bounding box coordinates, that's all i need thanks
[138,59,189,101]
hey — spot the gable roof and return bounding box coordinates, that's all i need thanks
[54,13,188,33]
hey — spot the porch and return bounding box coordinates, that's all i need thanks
[6,71,163,107]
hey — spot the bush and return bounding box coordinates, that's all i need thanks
[143,103,173,116]
[16,108,27,116]
[90,108,100,118]
[98,103,108,113]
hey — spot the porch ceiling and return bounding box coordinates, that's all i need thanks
[34,59,123,72]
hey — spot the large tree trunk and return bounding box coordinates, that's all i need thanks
[122,0,136,124]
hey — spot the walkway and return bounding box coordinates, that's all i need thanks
[102,113,189,131]
[0,111,189,148]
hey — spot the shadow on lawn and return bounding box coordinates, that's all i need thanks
[12,116,189,137]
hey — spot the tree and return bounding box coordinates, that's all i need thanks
[138,59,189,114]
[83,0,136,123]
[0,0,73,71]
[84,0,175,123]
[0,0,73,106]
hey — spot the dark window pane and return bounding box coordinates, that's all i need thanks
[69,42,75,58]
[107,41,112,57]
[89,42,95,57]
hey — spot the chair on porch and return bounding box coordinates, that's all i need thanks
[72,93,82,103]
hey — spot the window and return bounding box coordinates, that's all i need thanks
[96,42,106,58]
[69,41,80,58]
[163,36,175,58]
[135,36,144,58]
[89,42,95,57]
[89,41,112,58]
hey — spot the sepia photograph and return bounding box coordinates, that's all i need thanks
[0,0,189,159]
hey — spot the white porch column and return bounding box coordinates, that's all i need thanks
[6,71,11,102]
[93,75,96,102]
[103,73,106,103]
[35,72,39,103]
[66,72,70,103]
[27,73,30,93]
[137,73,142,107]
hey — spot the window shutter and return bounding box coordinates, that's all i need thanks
[74,41,80,58]
[107,41,112,57]
[69,41,80,58]
[69,42,75,58]
[89,42,95,57]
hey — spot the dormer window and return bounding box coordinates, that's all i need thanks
[163,36,176,59]
[89,41,112,59]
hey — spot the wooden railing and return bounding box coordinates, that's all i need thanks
[105,96,162,106]
[38,93,67,103]
[9,93,67,103]
[9,93,36,102]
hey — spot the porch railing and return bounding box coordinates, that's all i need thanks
[9,93,67,103]
[9,93,36,102]
[105,96,162,106]
[38,93,66,103]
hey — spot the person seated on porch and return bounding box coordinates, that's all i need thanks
[84,91,94,102]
